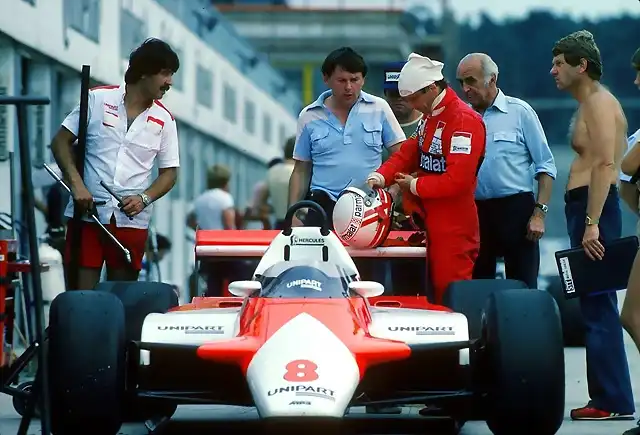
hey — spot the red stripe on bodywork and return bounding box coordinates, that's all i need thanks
[196,298,413,379]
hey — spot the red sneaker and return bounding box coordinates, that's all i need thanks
[570,405,634,421]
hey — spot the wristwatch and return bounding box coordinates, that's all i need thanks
[139,193,152,208]
[535,203,549,214]
[586,215,599,225]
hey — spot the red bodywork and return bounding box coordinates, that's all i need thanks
[179,230,449,377]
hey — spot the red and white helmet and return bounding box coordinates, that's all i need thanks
[333,185,393,249]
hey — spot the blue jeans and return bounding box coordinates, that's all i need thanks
[564,185,635,414]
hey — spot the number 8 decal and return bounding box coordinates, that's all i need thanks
[283,359,319,382]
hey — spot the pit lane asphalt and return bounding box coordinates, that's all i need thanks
[1,144,639,434]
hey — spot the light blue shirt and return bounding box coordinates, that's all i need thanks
[475,90,557,200]
[620,128,640,183]
[293,90,406,199]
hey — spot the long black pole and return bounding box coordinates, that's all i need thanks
[0,95,53,435]
[67,65,90,291]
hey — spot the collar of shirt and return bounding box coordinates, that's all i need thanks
[487,89,509,114]
[307,89,376,110]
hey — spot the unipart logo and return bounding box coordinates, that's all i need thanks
[157,325,224,334]
[286,279,322,291]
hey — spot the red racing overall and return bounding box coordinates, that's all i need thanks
[372,87,486,304]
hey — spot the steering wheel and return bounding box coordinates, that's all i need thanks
[282,200,330,236]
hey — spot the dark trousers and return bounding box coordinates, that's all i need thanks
[304,190,336,229]
[473,192,539,288]
[565,185,634,414]
[202,260,249,297]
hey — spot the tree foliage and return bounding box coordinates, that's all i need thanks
[448,11,640,143]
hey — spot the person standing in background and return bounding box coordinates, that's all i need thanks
[243,158,284,230]
[186,165,236,231]
[381,61,423,161]
[267,137,296,229]
[186,165,237,297]
[456,52,556,289]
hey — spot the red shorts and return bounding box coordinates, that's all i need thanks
[64,218,148,271]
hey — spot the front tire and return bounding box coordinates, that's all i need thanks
[95,281,179,422]
[48,291,125,435]
[481,289,565,435]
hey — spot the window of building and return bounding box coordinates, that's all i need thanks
[196,66,213,108]
[181,127,198,201]
[244,99,255,134]
[119,8,146,59]
[223,83,237,123]
[66,0,102,42]
[171,47,184,91]
[0,82,7,162]
[170,121,187,199]
[279,124,287,148]
[263,113,272,144]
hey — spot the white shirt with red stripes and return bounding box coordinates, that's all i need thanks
[61,83,180,229]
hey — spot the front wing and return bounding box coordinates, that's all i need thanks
[130,338,475,409]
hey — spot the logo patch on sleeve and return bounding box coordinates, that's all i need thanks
[450,132,472,154]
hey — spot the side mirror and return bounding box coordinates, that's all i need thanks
[228,280,262,297]
[348,281,384,298]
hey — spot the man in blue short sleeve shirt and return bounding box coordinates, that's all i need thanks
[288,47,406,228]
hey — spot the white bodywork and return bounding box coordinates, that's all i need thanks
[140,227,470,418]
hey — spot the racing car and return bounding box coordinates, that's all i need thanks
[45,201,565,435]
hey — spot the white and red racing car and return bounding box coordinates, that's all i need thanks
[45,201,565,435]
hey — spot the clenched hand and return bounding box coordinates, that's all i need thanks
[121,195,145,218]
[70,182,94,216]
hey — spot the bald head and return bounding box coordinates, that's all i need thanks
[456,53,499,112]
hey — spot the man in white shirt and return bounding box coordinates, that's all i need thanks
[267,138,296,229]
[187,165,235,230]
[51,38,180,290]
[187,164,238,297]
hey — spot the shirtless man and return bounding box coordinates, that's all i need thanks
[551,30,635,421]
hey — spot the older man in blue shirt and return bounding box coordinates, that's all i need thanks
[456,53,556,289]
[288,47,406,228]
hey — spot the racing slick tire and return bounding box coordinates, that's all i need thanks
[48,290,125,435]
[481,289,565,435]
[442,279,528,340]
[94,281,180,422]
[545,275,585,347]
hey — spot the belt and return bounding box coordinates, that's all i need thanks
[564,184,617,203]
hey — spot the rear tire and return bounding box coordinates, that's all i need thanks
[48,291,125,435]
[95,281,180,422]
[481,289,565,435]
[442,279,528,340]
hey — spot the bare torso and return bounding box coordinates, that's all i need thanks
[567,87,628,191]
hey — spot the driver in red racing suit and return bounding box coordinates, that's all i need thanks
[367,53,486,304]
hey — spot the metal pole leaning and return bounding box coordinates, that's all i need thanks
[67,65,91,291]
[0,94,53,435]
[43,164,133,264]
